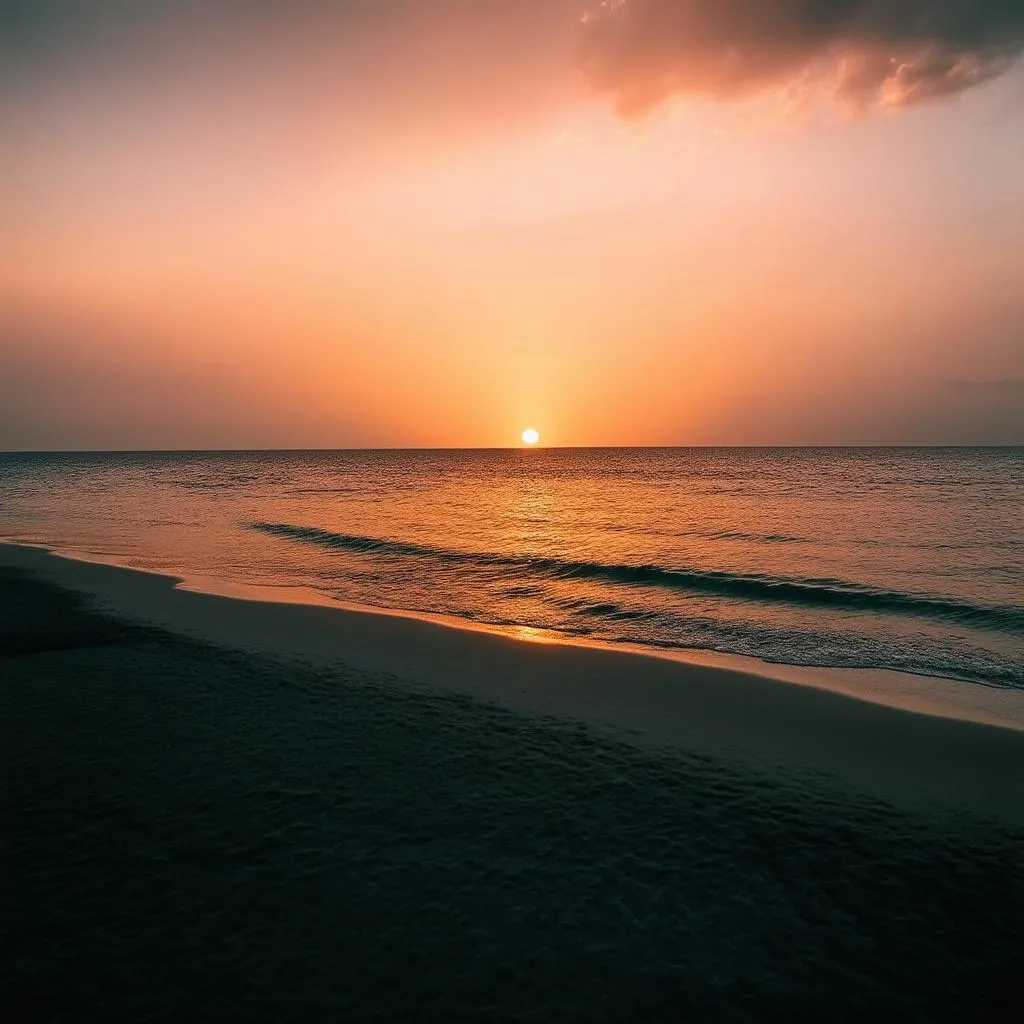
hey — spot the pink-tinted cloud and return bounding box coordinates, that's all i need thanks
[578,0,1024,114]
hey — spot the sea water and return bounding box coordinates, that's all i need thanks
[1,447,1021,688]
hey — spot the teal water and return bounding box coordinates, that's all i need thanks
[1,447,1021,687]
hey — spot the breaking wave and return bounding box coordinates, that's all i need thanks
[249,521,1024,633]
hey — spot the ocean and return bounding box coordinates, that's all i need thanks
[1,447,1021,689]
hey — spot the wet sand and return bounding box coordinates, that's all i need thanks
[3,543,1023,1020]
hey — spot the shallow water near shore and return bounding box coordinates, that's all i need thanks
[2,447,1022,690]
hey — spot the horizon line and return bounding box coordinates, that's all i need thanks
[2,443,1022,455]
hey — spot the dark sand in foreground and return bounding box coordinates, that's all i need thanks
[3,545,1023,1020]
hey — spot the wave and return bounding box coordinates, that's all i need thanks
[248,521,1024,633]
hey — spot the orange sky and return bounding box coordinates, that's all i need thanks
[1,1,1023,448]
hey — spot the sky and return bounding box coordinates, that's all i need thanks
[1,0,1022,449]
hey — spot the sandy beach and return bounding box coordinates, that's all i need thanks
[5,543,1023,818]
[3,541,1022,1020]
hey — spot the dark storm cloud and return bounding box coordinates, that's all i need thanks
[578,0,1024,114]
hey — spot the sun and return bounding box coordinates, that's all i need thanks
[521,428,540,446]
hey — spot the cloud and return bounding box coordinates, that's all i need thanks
[578,0,1024,115]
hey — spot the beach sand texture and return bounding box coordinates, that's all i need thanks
[3,545,1023,1020]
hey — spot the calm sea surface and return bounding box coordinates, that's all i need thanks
[1,448,1021,688]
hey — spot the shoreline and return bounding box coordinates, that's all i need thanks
[4,537,1023,732]
[4,540,1023,825]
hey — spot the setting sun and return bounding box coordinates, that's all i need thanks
[521,428,540,446]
